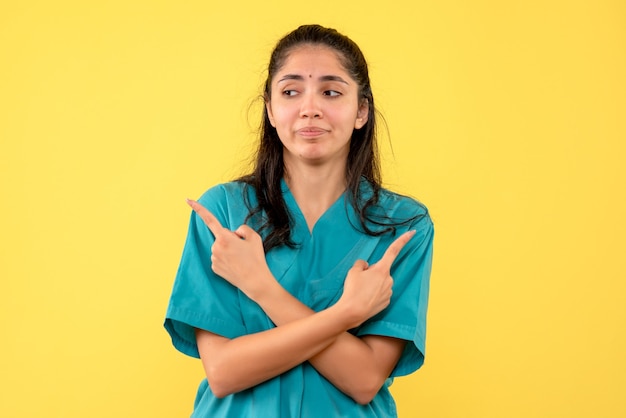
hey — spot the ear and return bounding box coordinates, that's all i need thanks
[265,96,276,127]
[354,99,369,129]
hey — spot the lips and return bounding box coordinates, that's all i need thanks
[296,127,328,137]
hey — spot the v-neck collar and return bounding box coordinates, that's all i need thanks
[281,178,347,240]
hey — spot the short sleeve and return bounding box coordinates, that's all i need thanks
[164,185,247,358]
[356,214,434,377]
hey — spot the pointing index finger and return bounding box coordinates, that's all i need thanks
[186,198,226,237]
[377,230,416,270]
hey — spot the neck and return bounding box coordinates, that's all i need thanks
[284,160,347,232]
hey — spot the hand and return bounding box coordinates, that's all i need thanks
[339,230,416,328]
[187,198,273,297]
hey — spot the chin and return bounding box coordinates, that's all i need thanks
[294,146,327,161]
[298,155,327,164]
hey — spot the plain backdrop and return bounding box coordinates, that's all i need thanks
[1,1,625,417]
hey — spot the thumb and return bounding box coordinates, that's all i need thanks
[234,224,254,240]
[351,259,369,271]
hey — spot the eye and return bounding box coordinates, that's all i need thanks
[324,90,341,97]
[282,90,298,97]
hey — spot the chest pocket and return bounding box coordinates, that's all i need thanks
[298,235,382,312]
[305,269,349,312]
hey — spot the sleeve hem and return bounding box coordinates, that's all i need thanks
[165,305,248,358]
[356,320,426,377]
[356,320,416,341]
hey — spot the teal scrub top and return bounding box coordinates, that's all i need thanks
[165,179,434,418]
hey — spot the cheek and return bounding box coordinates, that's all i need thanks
[271,107,295,128]
[338,111,360,129]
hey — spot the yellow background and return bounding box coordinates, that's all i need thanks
[1,1,624,417]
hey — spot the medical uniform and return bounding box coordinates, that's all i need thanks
[165,179,434,417]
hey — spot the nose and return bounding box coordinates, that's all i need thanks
[299,92,322,119]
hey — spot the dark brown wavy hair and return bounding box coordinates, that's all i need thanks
[239,24,414,252]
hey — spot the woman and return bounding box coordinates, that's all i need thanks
[165,24,434,417]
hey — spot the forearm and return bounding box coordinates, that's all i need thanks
[197,301,356,398]
[252,281,399,403]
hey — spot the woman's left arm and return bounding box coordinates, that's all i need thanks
[251,277,407,404]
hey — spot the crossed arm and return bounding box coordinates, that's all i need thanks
[188,199,414,404]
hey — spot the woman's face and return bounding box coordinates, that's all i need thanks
[266,45,368,168]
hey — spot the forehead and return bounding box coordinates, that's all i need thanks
[274,45,350,79]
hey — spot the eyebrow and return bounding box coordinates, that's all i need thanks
[277,74,350,85]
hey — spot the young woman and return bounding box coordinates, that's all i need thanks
[165,24,434,417]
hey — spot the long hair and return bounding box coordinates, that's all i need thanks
[239,25,407,252]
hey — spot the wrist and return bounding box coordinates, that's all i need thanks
[331,298,365,331]
[245,268,280,302]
